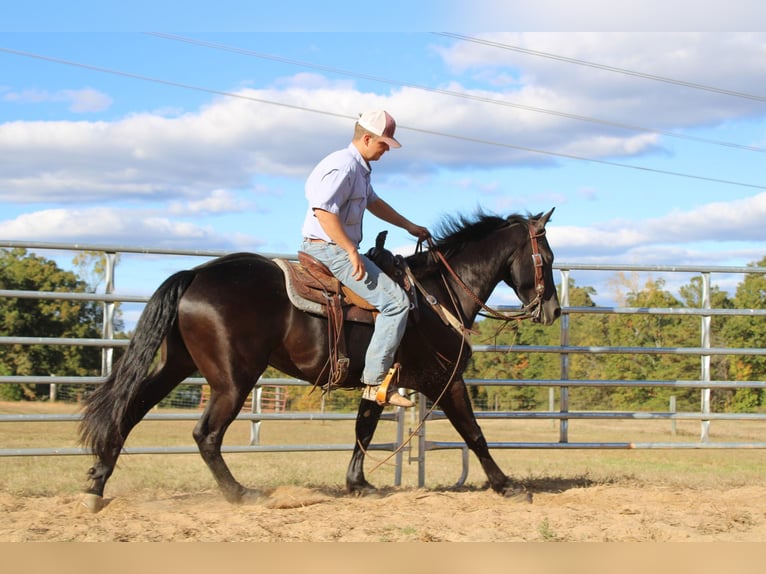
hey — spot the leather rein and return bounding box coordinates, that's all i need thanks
[364,222,548,475]
[420,221,547,332]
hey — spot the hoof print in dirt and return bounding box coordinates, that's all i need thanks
[504,488,533,503]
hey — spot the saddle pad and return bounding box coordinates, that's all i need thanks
[274,258,376,324]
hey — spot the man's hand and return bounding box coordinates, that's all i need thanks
[313,209,365,279]
[406,223,431,241]
[348,249,366,281]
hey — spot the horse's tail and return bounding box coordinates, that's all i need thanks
[79,269,197,459]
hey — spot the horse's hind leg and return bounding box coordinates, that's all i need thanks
[85,336,195,509]
[192,367,267,503]
[346,398,384,495]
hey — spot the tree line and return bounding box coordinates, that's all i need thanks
[1,248,764,412]
[465,267,766,414]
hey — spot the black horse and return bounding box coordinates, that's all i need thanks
[79,209,560,511]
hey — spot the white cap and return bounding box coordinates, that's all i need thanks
[357,110,401,148]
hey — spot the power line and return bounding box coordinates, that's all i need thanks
[1,45,765,192]
[436,33,766,104]
[0,46,353,122]
[146,32,766,154]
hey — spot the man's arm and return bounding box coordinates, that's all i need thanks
[367,198,430,240]
[313,208,366,280]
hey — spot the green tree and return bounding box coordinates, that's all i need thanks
[72,250,124,337]
[564,280,611,409]
[0,248,103,401]
[464,279,599,411]
[466,317,540,410]
[722,257,766,411]
[679,276,735,410]
[72,250,121,292]
[600,276,700,410]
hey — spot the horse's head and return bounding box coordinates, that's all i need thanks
[504,208,561,325]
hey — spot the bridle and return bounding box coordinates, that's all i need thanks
[421,220,548,329]
[364,220,549,475]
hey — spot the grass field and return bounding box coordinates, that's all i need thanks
[1,400,765,498]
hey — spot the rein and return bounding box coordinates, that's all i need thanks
[364,219,549,475]
[422,221,547,327]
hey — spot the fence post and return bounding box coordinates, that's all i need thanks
[101,251,117,377]
[416,394,427,488]
[700,272,711,442]
[549,387,555,429]
[250,385,262,445]
[558,269,570,443]
[669,395,677,436]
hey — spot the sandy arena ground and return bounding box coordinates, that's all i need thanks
[2,481,766,542]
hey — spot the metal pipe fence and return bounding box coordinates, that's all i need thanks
[1,240,765,489]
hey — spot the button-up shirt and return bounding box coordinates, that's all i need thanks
[302,143,379,247]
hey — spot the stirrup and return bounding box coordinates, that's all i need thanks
[374,363,413,408]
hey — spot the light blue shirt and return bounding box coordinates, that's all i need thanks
[301,143,379,247]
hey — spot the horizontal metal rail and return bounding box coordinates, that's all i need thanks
[426,441,766,451]
[472,344,766,356]
[427,410,766,422]
[0,443,399,458]
[3,240,766,489]
[0,411,398,423]
[466,378,766,389]
[0,289,150,303]
[5,338,766,355]
[5,375,765,388]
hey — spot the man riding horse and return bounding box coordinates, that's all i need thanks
[301,110,430,408]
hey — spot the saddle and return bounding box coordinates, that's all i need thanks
[274,232,417,389]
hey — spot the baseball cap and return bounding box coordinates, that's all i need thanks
[357,110,401,148]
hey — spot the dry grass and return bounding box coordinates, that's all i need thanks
[1,400,765,498]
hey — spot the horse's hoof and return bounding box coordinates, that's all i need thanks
[82,493,108,513]
[222,486,265,505]
[240,488,266,504]
[348,483,378,497]
[504,488,532,503]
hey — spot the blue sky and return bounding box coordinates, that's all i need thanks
[2,12,766,324]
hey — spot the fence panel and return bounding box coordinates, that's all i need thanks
[1,240,765,491]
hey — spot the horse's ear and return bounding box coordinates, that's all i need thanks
[535,207,555,231]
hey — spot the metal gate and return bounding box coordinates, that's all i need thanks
[1,240,765,488]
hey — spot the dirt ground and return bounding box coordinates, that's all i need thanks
[2,480,766,542]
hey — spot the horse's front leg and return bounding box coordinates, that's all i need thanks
[436,377,530,501]
[346,398,384,495]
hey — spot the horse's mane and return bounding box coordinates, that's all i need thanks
[407,210,536,270]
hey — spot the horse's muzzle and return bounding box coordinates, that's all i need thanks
[535,301,561,325]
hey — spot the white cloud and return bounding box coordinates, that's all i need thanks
[646,192,766,242]
[451,2,766,31]
[6,34,764,205]
[0,207,248,249]
[435,33,766,128]
[168,189,252,215]
[547,192,766,264]
[3,87,112,112]
[63,88,113,113]
[2,33,764,266]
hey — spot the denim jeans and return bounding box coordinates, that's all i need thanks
[301,240,410,385]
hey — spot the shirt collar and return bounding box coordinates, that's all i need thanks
[348,143,371,173]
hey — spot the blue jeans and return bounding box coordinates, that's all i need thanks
[301,240,410,385]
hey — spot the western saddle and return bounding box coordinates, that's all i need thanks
[274,232,417,390]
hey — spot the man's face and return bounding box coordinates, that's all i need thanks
[361,135,390,162]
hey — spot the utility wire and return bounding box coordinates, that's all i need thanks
[147,32,766,154]
[436,32,766,104]
[1,45,765,192]
[0,46,353,122]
